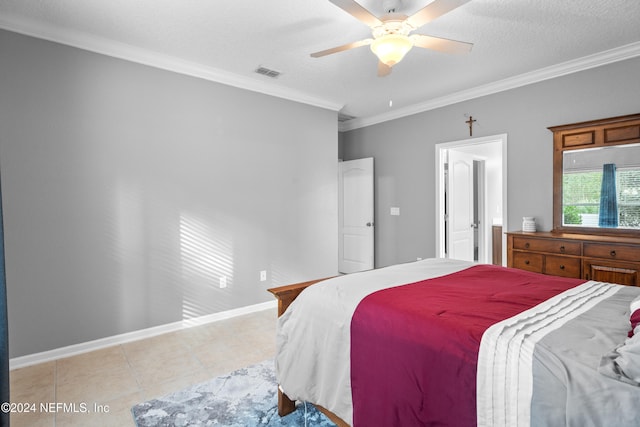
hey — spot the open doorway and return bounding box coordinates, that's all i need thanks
[435,134,508,264]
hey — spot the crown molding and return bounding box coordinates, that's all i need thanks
[339,41,640,132]
[1,14,637,131]
[0,14,343,113]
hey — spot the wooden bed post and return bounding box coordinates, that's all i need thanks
[267,277,334,417]
[277,388,296,416]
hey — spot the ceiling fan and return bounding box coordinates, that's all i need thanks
[312,0,473,77]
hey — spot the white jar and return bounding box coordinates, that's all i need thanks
[522,217,536,232]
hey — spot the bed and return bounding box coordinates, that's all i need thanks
[268,258,640,426]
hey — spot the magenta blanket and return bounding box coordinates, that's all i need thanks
[350,264,584,427]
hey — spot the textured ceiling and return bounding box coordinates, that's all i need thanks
[1,0,639,130]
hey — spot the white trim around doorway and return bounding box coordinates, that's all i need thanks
[435,134,508,265]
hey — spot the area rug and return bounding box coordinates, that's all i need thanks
[131,359,337,426]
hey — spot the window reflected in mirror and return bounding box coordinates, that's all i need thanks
[562,143,640,229]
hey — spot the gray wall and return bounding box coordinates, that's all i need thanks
[0,30,338,358]
[342,57,640,268]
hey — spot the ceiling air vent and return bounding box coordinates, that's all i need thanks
[255,66,281,78]
[338,112,356,122]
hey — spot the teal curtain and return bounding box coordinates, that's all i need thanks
[0,175,8,426]
[599,163,618,228]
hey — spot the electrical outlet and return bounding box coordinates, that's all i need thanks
[219,276,227,288]
[260,270,267,282]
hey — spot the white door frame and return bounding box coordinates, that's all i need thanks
[435,134,508,265]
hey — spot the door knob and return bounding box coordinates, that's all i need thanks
[366,222,374,227]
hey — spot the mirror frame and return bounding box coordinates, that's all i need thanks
[550,113,640,237]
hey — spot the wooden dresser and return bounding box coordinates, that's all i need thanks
[506,231,640,286]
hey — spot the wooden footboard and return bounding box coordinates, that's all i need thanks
[267,277,350,427]
[268,277,332,318]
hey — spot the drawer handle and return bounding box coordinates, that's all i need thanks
[524,243,530,249]
[559,265,565,270]
[525,260,530,265]
[559,245,565,253]
[610,250,617,257]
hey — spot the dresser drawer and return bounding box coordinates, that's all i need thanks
[512,252,544,273]
[584,259,639,286]
[583,243,640,263]
[512,237,581,255]
[544,255,581,278]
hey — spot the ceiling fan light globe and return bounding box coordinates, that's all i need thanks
[370,34,413,66]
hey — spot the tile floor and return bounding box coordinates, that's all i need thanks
[9,307,278,426]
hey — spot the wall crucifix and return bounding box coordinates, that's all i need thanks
[465,115,477,136]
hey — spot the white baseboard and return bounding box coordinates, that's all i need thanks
[9,300,276,370]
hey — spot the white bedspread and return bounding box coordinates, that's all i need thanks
[275,258,473,425]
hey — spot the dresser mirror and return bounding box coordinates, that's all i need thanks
[561,143,640,230]
[551,114,640,236]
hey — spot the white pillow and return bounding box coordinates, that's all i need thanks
[599,332,640,386]
[598,294,640,386]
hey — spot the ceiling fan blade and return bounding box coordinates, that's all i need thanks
[412,34,473,53]
[310,39,372,58]
[406,0,471,29]
[329,0,383,27]
[377,61,392,77]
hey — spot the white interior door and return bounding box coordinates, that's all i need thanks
[448,150,475,262]
[339,158,374,273]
